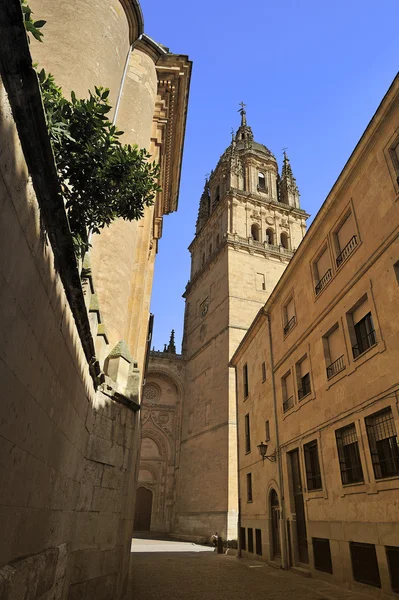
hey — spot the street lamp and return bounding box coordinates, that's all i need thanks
[257,441,276,463]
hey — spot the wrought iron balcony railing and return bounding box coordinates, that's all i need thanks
[336,235,358,267]
[315,268,332,295]
[326,355,345,379]
[298,381,311,400]
[283,396,294,412]
[352,330,376,359]
[284,315,296,335]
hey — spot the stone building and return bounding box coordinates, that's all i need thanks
[0,1,190,599]
[231,74,399,595]
[141,107,308,540]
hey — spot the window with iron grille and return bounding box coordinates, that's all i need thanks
[365,408,399,479]
[335,423,364,484]
[246,473,253,502]
[312,538,333,573]
[353,312,376,358]
[304,440,322,490]
[243,363,249,398]
[248,528,254,553]
[262,361,266,382]
[299,372,311,400]
[350,542,381,588]
[265,420,270,442]
[245,413,251,453]
[255,529,262,555]
[386,546,399,593]
[240,527,246,551]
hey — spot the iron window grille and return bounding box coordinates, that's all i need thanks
[312,538,333,574]
[352,312,376,358]
[386,546,399,593]
[284,315,296,335]
[283,395,294,413]
[243,363,249,398]
[247,528,254,553]
[245,414,251,453]
[335,424,364,484]
[336,235,358,267]
[246,473,253,502]
[304,440,322,490]
[350,542,381,588]
[298,373,311,400]
[365,408,399,479]
[326,355,345,379]
[255,529,262,555]
[315,268,332,295]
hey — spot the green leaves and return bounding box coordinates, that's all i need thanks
[21,0,46,42]
[38,70,160,258]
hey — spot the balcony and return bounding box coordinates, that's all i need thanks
[298,380,311,400]
[283,396,294,412]
[326,355,345,379]
[284,315,296,335]
[352,330,377,358]
[315,268,332,295]
[336,235,358,267]
[227,233,295,258]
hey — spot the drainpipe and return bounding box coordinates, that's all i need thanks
[234,365,242,558]
[267,313,289,570]
[112,34,143,126]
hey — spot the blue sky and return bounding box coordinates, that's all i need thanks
[141,0,399,352]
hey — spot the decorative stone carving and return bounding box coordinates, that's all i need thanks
[144,383,160,401]
[266,216,274,225]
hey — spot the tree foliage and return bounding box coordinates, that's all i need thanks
[21,0,46,42]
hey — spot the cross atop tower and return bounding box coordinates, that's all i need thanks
[238,101,247,126]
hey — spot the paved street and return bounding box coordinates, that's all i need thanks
[130,537,373,600]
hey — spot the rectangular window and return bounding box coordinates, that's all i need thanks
[352,311,376,358]
[325,326,345,379]
[256,272,266,291]
[386,546,399,593]
[350,542,381,588]
[283,298,296,334]
[335,212,358,267]
[303,440,322,490]
[335,423,364,484]
[265,420,270,442]
[389,140,399,186]
[314,248,332,295]
[246,473,253,502]
[243,363,249,398]
[240,527,246,551]
[297,356,311,400]
[255,529,262,555]
[282,371,294,412]
[394,260,399,286]
[245,414,251,453]
[261,361,266,382]
[312,538,333,574]
[365,408,399,479]
[248,528,254,553]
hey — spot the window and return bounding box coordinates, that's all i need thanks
[246,473,253,502]
[335,423,364,484]
[261,361,266,382]
[266,228,275,245]
[209,243,212,255]
[202,252,205,266]
[214,186,220,205]
[255,529,262,555]
[386,546,399,593]
[265,420,270,442]
[240,527,246,551]
[350,542,381,588]
[280,232,289,249]
[314,247,332,295]
[216,234,220,246]
[243,363,249,398]
[247,528,254,553]
[324,325,345,379]
[335,212,358,267]
[283,298,296,335]
[258,172,266,190]
[256,272,266,291]
[365,408,399,479]
[312,538,333,574]
[352,310,376,358]
[245,414,251,453]
[303,440,322,490]
[251,223,260,241]
[297,356,311,400]
[389,139,399,186]
[282,371,294,412]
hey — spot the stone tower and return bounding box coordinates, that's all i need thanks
[173,106,308,540]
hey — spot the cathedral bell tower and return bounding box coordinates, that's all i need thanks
[174,105,309,540]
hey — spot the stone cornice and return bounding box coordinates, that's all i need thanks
[119,0,144,43]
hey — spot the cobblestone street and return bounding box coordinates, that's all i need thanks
[130,538,374,600]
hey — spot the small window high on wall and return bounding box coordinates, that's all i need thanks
[280,232,289,249]
[266,228,274,245]
[258,172,266,189]
[251,223,260,241]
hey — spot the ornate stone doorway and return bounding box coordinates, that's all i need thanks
[270,489,281,558]
[134,487,153,531]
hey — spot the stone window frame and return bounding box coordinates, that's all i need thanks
[281,290,297,338]
[330,200,361,273]
[383,126,399,198]
[310,240,334,300]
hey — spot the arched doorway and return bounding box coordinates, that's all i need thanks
[266,228,275,245]
[280,232,289,249]
[251,223,260,241]
[270,489,281,558]
[134,487,153,531]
